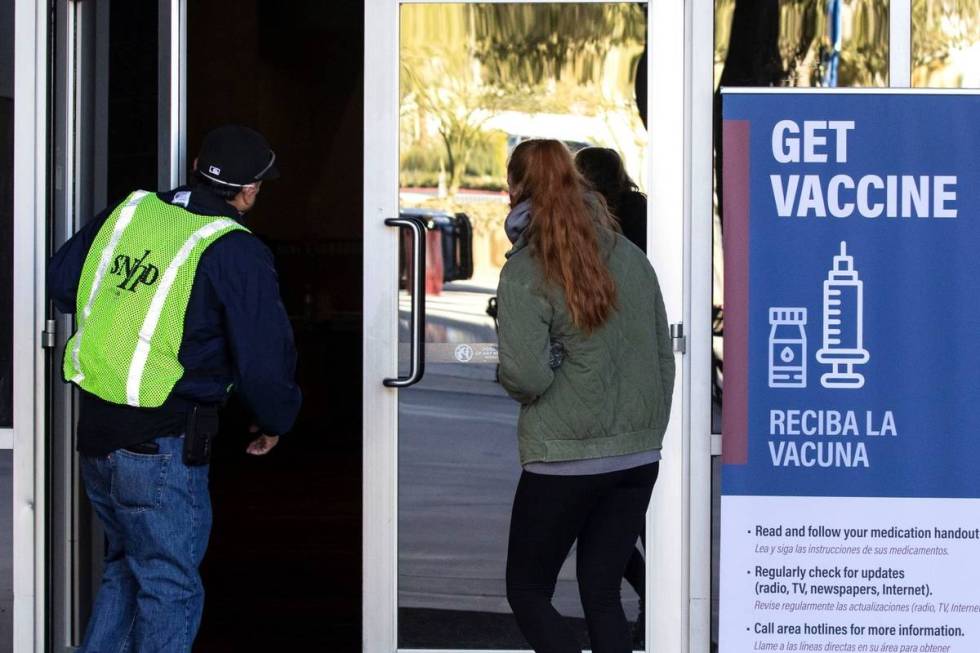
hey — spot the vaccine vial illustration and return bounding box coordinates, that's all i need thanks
[816,241,870,389]
[768,308,807,388]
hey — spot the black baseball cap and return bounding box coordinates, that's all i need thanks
[196,125,280,188]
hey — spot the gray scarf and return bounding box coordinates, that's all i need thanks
[504,199,533,244]
[505,193,606,244]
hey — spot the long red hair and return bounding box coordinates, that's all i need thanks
[507,139,617,332]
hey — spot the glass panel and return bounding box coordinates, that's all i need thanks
[398,4,647,649]
[710,1,889,647]
[912,0,980,87]
[0,0,12,428]
[187,1,364,649]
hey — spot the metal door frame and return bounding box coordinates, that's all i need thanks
[43,1,187,651]
[12,1,47,651]
[48,3,107,648]
[363,1,705,651]
[159,0,187,190]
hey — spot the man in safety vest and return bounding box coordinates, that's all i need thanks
[49,125,302,652]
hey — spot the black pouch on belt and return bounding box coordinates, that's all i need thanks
[184,405,219,466]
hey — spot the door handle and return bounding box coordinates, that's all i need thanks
[384,216,427,388]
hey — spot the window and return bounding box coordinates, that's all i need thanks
[912,0,980,87]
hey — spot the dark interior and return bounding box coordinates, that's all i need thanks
[90,2,364,649]
[0,3,12,644]
[105,1,159,205]
[186,1,364,650]
[0,0,13,427]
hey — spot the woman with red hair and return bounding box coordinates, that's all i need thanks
[497,139,675,652]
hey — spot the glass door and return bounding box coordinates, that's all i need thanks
[365,1,691,651]
[396,5,648,647]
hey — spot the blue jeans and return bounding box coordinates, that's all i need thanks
[80,435,212,653]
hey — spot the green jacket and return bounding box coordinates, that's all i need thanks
[496,227,675,465]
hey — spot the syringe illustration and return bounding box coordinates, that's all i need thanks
[816,241,870,389]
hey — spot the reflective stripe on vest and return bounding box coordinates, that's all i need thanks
[125,217,238,405]
[68,190,149,384]
[64,191,248,407]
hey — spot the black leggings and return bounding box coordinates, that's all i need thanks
[506,462,659,653]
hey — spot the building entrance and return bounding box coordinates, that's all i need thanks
[186,2,365,650]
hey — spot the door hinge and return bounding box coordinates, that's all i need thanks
[670,322,686,354]
[711,432,723,456]
[42,319,57,349]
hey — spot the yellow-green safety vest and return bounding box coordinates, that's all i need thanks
[64,190,248,407]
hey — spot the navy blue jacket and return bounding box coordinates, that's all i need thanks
[49,186,302,453]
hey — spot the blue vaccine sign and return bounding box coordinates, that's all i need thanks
[720,91,980,652]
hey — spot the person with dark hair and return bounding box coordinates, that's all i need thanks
[574,147,647,253]
[575,145,651,645]
[48,125,301,652]
[498,139,675,652]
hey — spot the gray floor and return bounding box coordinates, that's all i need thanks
[0,451,12,653]
[399,364,642,623]
[398,282,642,635]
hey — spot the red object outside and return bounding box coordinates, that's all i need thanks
[401,227,444,296]
[425,229,444,295]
